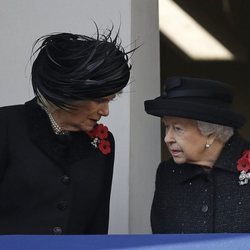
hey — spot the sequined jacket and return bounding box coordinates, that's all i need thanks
[0,98,115,234]
[151,133,250,233]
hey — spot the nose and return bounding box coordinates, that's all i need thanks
[98,102,109,117]
[164,127,175,144]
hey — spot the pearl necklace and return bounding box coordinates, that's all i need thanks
[36,99,69,135]
[47,112,69,135]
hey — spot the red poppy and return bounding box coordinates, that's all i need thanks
[96,124,109,139]
[86,124,99,137]
[237,150,250,172]
[86,123,111,155]
[98,139,111,155]
[86,129,97,138]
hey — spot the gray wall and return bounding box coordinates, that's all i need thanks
[130,0,161,233]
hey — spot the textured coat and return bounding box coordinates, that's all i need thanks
[151,133,250,233]
[0,99,115,234]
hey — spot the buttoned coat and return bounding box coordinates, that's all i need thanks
[0,99,115,234]
[151,133,250,233]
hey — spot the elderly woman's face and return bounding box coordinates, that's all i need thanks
[53,94,116,132]
[163,116,209,165]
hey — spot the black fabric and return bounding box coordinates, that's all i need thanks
[0,99,115,234]
[151,133,250,233]
[144,77,245,128]
[25,99,93,173]
[165,89,232,102]
[163,77,233,102]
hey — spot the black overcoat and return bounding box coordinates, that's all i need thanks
[0,99,115,234]
[151,133,250,233]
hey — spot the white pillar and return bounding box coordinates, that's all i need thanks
[129,0,161,233]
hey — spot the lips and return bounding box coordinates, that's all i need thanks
[90,117,100,122]
[89,119,99,124]
[169,149,182,157]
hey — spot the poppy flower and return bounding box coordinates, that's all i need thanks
[87,123,111,155]
[237,150,250,172]
[98,139,111,155]
[96,124,109,139]
[87,128,97,138]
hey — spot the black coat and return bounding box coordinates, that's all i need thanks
[0,99,115,235]
[151,133,250,233]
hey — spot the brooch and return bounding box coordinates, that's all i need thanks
[87,124,111,155]
[237,150,250,185]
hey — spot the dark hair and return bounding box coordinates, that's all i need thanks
[31,26,133,109]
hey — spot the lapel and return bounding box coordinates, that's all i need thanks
[176,133,249,184]
[213,133,249,173]
[24,98,95,173]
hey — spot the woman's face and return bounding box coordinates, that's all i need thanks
[53,94,116,132]
[163,116,209,165]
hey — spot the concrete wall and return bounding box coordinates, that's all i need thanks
[129,0,161,233]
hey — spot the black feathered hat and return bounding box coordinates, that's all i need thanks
[144,77,245,128]
[31,28,133,109]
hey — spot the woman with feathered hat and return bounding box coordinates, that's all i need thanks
[0,26,133,234]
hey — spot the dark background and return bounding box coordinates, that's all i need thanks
[160,0,250,160]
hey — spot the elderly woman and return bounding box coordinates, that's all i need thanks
[145,76,250,233]
[0,27,133,234]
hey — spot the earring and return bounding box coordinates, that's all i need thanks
[205,143,210,149]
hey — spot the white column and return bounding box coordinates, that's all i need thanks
[129,0,161,233]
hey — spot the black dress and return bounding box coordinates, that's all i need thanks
[151,133,250,233]
[0,98,115,234]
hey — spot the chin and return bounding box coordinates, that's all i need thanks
[172,157,186,165]
[83,125,95,132]
[81,127,91,132]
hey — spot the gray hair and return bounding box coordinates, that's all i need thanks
[197,121,234,143]
[36,90,60,113]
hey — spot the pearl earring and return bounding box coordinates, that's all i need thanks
[205,143,210,149]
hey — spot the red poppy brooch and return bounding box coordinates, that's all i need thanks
[237,150,250,185]
[87,124,111,155]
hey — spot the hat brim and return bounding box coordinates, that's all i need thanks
[144,99,245,129]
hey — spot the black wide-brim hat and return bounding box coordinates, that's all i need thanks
[144,77,245,129]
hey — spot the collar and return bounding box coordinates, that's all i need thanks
[24,98,93,173]
[213,133,249,173]
[175,133,249,183]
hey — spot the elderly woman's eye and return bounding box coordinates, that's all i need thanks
[174,126,182,132]
[93,95,116,104]
[93,98,107,104]
[98,99,106,103]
